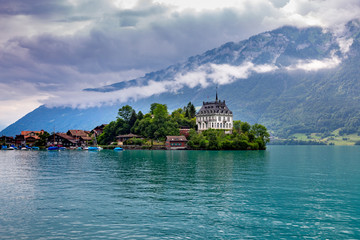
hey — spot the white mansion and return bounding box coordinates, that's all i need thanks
[196,92,233,131]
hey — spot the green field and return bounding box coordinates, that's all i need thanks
[280,129,360,145]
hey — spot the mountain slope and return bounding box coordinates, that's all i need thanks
[1,20,360,137]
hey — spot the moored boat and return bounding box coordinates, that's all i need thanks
[88,146,100,151]
[87,133,102,151]
[48,146,59,151]
[114,147,123,151]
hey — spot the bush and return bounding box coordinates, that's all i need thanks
[124,138,144,145]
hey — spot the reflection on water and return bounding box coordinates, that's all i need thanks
[0,147,359,239]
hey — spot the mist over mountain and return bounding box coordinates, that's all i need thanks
[2,20,360,137]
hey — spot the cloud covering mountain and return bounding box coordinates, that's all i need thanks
[2,19,360,137]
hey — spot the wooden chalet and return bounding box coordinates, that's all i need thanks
[0,136,15,145]
[47,133,77,147]
[25,136,37,146]
[19,130,45,146]
[66,130,92,146]
[165,136,188,150]
[93,124,107,136]
[15,135,25,146]
[67,130,89,138]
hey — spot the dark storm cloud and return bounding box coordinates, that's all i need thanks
[7,6,269,78]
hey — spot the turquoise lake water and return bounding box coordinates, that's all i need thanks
[0,146,360,239]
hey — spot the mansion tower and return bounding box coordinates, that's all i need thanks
[196,92,233,131]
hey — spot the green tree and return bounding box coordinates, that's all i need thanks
[184,108,190,118]
[35,131,50,147]
[137,111,144,120]
[153,104,168,122]
[251,123,270,143]
[233,120,242,132]
[188,102,196,118]
[118,105,134,123]
[150,103,163,114]
[129,110,138,129]
[98,118,127,144]
[240,122,251,133]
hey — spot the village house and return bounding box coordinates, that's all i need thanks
[116,133,142,145]
[196,91,233,132]
[93,124,107,136]
[15,135,26,146]
[67,130,92,146]
[0,136,15,145]
[165,136,188,150]
[20,130,45,146]
[47,133,77,147]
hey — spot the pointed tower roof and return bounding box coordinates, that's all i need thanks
[216,86,218,101]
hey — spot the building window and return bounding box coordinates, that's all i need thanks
[220,123,222,128]
[218,116,221,121]
[217,123,219,128]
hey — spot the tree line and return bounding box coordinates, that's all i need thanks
[188,121,269,150]
[97,102,196,145]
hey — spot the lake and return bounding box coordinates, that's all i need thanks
[0,146,360,239]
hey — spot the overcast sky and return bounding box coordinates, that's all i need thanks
[0,0,360,131]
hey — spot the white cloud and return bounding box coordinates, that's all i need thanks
[43,62,279,108]
[286,55,341,72]
[337,37,354,54]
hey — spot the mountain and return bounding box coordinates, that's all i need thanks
[2,20,360,137]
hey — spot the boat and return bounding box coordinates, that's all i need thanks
[77,147,83,150]
[87,146,103,151]
[31,146,40,150]
[114,147,123,151]
[48,146,59,151]
[87,133,102,151]
[59,147,67,150]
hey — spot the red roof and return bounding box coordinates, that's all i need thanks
[67,130,89,138]
[20,130,44,140]
[166,136,188,142]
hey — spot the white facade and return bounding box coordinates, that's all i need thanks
[196,98,233,131]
